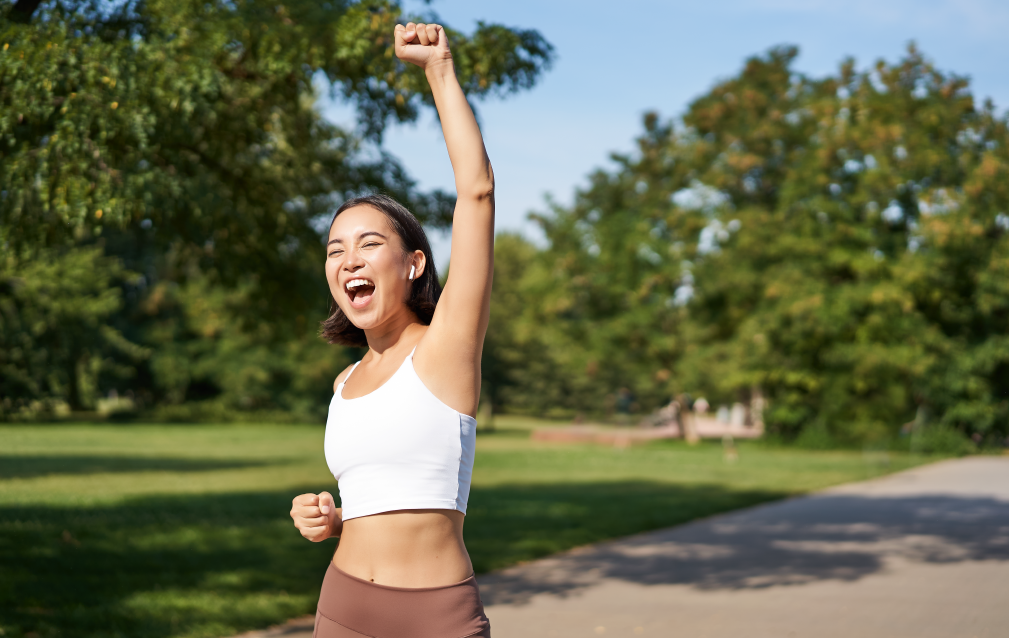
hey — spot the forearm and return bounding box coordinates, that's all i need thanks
[426,63,494,200]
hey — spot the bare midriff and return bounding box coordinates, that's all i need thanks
[332,509,473,588]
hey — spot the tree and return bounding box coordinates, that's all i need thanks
[481,232,569,415]
[676,45,1009,442]
[505,45,1009,442]
[0,246,146,416]
[0,0,553,415]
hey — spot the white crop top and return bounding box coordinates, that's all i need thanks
[324,348,477,521]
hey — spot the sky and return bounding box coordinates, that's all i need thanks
[320,0,1009,267]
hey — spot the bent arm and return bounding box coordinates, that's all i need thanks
[396,23,495,415]
[425,60,495,345]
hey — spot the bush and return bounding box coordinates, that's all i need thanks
[144,400,320,424]
[914,424,977,456]
[792,422,841,450]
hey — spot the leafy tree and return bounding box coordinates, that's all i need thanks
[512,118,697,416]
[481,232,570,415]
[507,45,1009,443]
[676,45,1008,442]
[0,0,553,415]
[0,246,146,416]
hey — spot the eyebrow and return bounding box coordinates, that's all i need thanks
[327,231,388,246]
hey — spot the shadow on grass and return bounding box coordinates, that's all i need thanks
[1,488,333,638]
[9,479,1003,637]
[0,480,781,638]
[0,454,271,479]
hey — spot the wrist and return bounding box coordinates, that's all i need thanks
[425,60,457,84]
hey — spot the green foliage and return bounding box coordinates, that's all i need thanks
[915,424,976,456]
[5,0,1004,447]
[495,45,1009,442]
[138,274,360,418]
[0,0,552,417]
[0,246,147,416]
[0,0,553,253]
[481,233,569,414]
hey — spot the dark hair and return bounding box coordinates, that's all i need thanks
[320,194,442,347]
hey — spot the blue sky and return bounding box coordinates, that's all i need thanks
[320,0,1009,266]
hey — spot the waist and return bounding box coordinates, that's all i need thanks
[316,562,490,638]
[333,509,472,587]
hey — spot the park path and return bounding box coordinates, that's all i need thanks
[240,456,1009,638]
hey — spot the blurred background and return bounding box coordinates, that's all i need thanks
[2,1,1009,635]
[4,0,1008,451]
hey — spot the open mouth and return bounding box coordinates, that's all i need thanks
[344,278,376,308]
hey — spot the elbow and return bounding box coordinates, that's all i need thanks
[458,163,495,202]
[458,181,495,203]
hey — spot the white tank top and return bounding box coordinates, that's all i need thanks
[324,347,477,521]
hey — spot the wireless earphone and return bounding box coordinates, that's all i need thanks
[409,265,416,280]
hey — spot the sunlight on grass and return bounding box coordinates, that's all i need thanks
[1,422,941,638]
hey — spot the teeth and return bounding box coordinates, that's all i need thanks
[345,278,374,290]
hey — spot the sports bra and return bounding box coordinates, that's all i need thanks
[324,347,477,521]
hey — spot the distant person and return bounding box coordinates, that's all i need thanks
[290,23,494,638]
[693,397,710,415]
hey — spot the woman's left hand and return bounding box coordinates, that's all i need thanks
[395,22,452,72]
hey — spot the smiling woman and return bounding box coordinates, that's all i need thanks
[288,20,496,638]
[320,195,441,348]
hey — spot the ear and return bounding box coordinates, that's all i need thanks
[410,250,427,280]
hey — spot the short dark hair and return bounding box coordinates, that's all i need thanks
[320,194,442,347]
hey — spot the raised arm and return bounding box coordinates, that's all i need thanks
[395,22,495,415]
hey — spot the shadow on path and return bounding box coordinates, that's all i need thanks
[478,490,1009,605]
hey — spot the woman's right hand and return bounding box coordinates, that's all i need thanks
[395,22,453,73]
[290,492,342,542]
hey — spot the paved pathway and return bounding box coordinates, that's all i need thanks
[241,456,1009,638]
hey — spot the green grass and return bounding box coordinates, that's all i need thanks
[1,419,940,638]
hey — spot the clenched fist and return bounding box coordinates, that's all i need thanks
[395,22,452,72]
[290,492,342,542]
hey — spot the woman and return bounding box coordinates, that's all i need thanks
[290,21,495,638]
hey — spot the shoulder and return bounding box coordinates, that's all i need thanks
[332,362,358,394]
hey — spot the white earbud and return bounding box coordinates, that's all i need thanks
[408,265,416,280]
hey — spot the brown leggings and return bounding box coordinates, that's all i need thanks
[313,563,491,638]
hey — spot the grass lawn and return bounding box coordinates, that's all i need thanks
[1,418,940,638]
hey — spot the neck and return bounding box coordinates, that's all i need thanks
[363,307,423,356]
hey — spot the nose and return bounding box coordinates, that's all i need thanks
[343,247,365,272]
